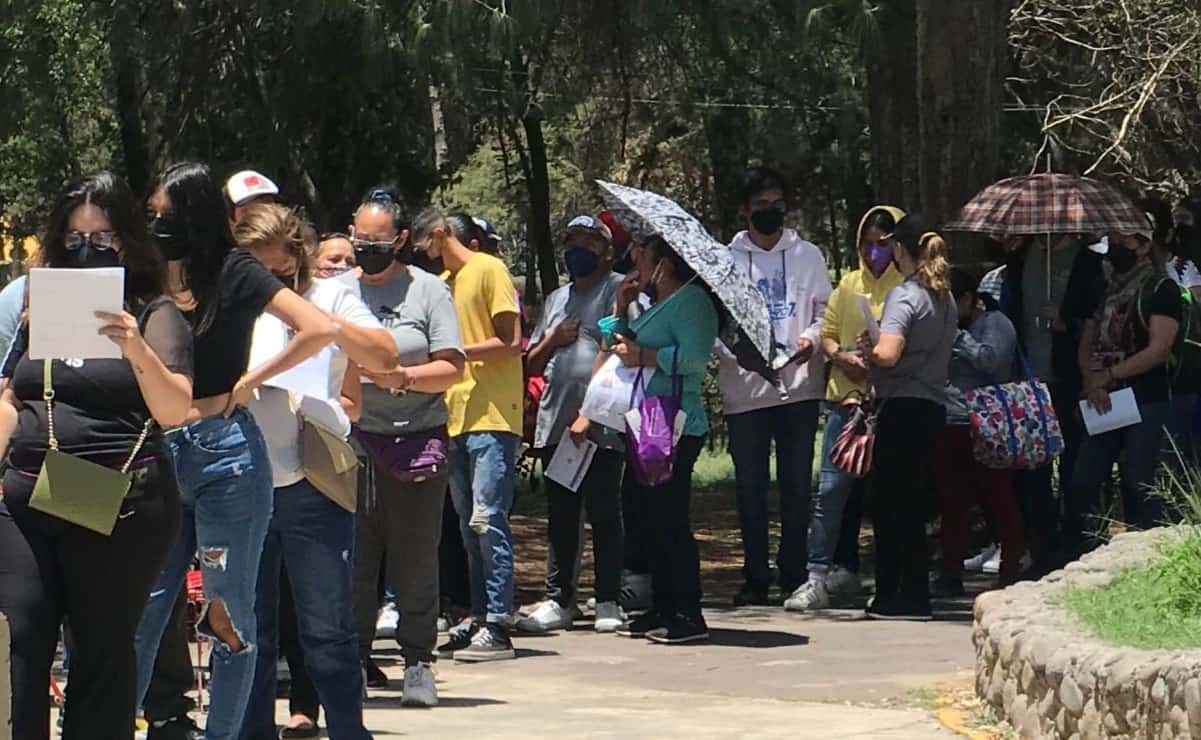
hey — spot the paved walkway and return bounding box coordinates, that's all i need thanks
[278,603,976,738]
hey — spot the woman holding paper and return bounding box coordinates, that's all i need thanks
[1067,226,1180,556]
[857,215,957,621]
[0,171,194,740]
[236,203,395,739]
[131,162,338,740]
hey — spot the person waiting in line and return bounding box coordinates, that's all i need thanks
[348,189,466,697]
[316,232,359,279]
[516,215,625,634]
[0,171,194,740]
[932,269,1024,596]
[610,236,720,645]
[785,205,905,612]
[410,207,524,662]
[858,215,957,621]
[1067,222,1180,556]
[132,162,336,740]
[717,166,832,607]
[238,203,395,737]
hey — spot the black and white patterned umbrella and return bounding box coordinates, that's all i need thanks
[597,180,785,380]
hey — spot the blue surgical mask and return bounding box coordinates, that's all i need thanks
[564,246,600,279]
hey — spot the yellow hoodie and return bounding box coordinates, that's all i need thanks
[822,205,906,402]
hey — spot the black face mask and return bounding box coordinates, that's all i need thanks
[66,242,122,270]
[1106,245,1139,274]
[355,246,395,276]
[150,215,189,261]
[410,250,444,275]
[750,208,786,236]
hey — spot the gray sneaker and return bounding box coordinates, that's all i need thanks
[784,579,829,612]
[454,624,516,663]
[402,662,438,707]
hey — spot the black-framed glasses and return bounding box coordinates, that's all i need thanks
[65,231,118,250]
[353,240,396,255]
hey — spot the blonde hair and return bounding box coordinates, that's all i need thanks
[913,231,951,294]
[233,202,317,291]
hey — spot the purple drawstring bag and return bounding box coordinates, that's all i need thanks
[625,357,682,487]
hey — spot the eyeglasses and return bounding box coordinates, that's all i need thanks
[65,231,118,250]
[353,239,397,255]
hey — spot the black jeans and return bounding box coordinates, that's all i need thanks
[0,460,180,740]
[142,586,195,724]
[639,435,705,620]
[621,464,651,575]
[833,478,867,573]
[439,488,471,613]
[279,562,319,723]
[869,399,944,608]
[544,447,624,606]
[352,459,445,664]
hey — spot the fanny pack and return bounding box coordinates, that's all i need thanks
[29,360,153,535]
[301,415,359,513]
[353,427,448,484]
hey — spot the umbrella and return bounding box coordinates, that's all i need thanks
[944,173,1148,237]
[595,180,787,381]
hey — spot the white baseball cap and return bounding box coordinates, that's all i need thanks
[226,170,279,207]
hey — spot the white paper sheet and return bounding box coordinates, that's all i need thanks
[545,429,598,493]
[1079,387,1142,436]
[28,268,125,360]
[580,354,655,430]
[857,293,880,343]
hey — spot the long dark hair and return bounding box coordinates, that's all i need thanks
[42,171,164,312]
[151,162,237,333]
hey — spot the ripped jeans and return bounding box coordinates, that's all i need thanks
[134,409,274,740]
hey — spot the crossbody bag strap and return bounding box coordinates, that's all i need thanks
[43,359,153,472]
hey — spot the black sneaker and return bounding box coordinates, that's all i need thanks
[865,599,933,622]
[362,656,389,688]
[436,617,479,657]
[454,623,516,662]
[615,610,663,638]
[646,614,709,644]
[147,715,205,740]
[930,574,966,598]
[732,582,770,607]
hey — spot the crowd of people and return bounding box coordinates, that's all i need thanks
[0,160,1196,740]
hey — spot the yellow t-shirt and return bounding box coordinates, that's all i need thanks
[444,253,524,438]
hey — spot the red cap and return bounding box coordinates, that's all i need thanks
[598,211,630,251]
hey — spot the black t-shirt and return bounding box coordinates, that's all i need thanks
[7,297,194,472]
[189,249,283,399]
[1125,279,1183,404]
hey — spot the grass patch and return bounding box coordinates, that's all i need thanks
[1061,528,1201,650]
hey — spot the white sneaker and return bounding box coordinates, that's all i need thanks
[402,662,438,707]
[784,579,830,612]
[824,566,862,597]
[594,601,623,633]
[376,602,399,639]
[468,504,489,535]
[514,601,572,633]
[964,543,999,572]
[981,547,1003,575]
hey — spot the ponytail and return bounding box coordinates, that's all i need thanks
[914,232,951,294]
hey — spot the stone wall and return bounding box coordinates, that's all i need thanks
[973,529,1201,739]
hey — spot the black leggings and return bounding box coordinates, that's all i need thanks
[0,461,180,740]
[641,436,705,620]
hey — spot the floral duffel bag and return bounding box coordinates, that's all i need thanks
[964,364,1064,470]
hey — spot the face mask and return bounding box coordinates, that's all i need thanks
[356,246,395,276]
[864,243,893,277]
[149,216,189,261]
[642,261,665,302]
[750,208,785,236]
[1106,244,1139,274]
[410,250,444,275]
[67,242,122,269]
[318,265,352,278]
[564,247,600,279]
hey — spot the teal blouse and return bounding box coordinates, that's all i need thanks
[615,283,718,437]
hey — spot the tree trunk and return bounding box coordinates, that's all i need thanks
[915,0,1011,227]
[522,104,558,303]
[864,0,920,208]
[429,81,450,181]
[109,2,151,193]
[702,105,751,242]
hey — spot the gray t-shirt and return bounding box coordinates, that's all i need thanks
[530,272,622,450]
[357,266,464,435]
[873,277,957,404]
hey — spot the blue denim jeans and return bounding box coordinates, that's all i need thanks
[1065,399,1173,556]
[134,409,274,740]
[725,400,820,590]
[808,403,858,576]
[241,479,368,740]
[448,432,518,625]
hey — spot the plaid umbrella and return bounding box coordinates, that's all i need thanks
[944,173,1148,237]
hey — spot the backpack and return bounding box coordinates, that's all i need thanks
[1137,277,1201,393]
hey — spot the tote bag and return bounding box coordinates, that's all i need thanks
[964,353,1064,470]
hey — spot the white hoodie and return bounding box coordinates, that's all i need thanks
[717,228,832,415]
